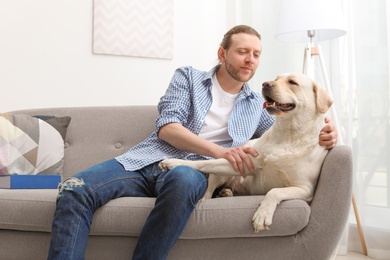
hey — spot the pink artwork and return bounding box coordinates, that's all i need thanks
[93,0,174,59]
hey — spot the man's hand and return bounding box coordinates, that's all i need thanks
[159,123,259,175]
[217,147,258,176]
[320,116,338,150]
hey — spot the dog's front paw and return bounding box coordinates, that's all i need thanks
[251,202,277,232]
[158,159,186,171]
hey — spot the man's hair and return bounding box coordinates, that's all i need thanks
[220,25,261,50]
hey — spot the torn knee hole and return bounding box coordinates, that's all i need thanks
[58,178,85,193]
[63,178,84,185]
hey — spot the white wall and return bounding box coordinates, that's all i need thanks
[0,0,304,112]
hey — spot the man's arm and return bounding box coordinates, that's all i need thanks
[158,122,257,176]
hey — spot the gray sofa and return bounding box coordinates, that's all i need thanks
[0,106,353,260]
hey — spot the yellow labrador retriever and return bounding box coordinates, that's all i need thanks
[159,73,333,232]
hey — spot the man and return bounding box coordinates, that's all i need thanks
[48,25,336,260]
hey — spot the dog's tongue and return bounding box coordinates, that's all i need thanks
[263,102,274,108]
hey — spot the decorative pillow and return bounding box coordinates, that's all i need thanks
[33,115,71,142]
[0,113,70,176]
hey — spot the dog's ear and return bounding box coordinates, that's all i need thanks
[313,82,334,113]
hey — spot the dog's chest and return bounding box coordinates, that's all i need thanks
[245,149,289,194]
[246,141,327,194]
[255,143,294,167]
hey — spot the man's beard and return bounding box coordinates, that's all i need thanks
[225,60,255,82]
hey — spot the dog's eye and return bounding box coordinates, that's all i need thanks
[289,80,298,85]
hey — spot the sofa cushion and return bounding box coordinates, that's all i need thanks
[0,189,310,238]
[0,113,69,175]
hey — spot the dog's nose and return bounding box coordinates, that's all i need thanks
[262,81,274,88]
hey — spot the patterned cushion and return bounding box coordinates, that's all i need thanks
[0,113,69,176]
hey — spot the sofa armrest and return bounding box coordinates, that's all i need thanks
[299,145,353,257]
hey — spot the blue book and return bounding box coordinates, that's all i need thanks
[0,175,61,189]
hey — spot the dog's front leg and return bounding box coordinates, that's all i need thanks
[252,186,311,232]
[158,158,196,171]
[159,158,241,176]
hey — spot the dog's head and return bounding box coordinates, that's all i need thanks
[262,73,333,117]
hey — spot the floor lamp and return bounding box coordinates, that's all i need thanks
[276,0,367,255]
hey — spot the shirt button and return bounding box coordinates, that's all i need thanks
[115,143,122,149]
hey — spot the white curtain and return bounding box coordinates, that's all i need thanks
[331,0,390,258]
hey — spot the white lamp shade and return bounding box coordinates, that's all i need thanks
[276,0,347,43]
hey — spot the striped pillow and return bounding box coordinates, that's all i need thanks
[0,113,67,176]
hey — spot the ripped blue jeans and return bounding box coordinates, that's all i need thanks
[47,159,208,260]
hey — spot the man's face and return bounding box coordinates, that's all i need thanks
[222,33,262,83]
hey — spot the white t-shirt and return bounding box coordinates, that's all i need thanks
[199,74,238,145]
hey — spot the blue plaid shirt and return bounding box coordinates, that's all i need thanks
[116,66,275,171]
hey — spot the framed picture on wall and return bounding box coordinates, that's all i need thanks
[93,0,174,59]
